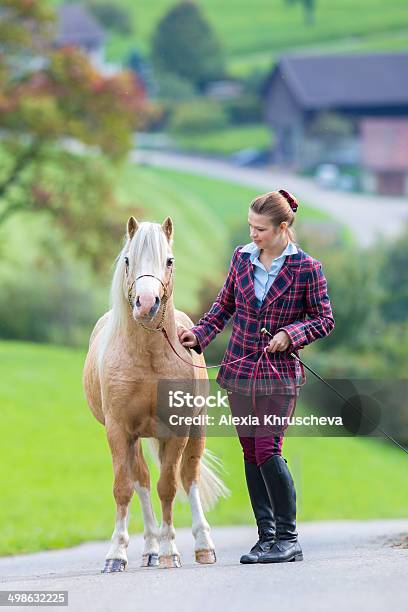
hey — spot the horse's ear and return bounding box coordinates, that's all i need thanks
[127,216,139,240]
[162,216,173,243]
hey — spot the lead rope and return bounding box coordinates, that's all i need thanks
[128,274,278,413]
[161,328,281,415]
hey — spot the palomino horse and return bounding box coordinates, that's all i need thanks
[83,216,228,572]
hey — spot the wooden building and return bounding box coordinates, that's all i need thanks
[361,118,408,196]
[264,52,408,171]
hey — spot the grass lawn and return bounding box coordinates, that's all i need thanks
[62,0,408,76]
[1,340,407,556]
[173,124,272,156]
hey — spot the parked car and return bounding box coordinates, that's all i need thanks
[315,163,340,189]
[315,163,362,192]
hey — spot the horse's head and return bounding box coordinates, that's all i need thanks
[124,216,174,321]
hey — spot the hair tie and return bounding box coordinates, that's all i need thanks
[279,189,298,213]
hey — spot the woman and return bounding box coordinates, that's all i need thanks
[177,190,335,564]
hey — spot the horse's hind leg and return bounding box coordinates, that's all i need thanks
[102,419,134,573]
[133,440,160,567]
[181,436,216,564]
[157,437,187,568]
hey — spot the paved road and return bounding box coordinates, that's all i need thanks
[131,150,408,248]
[1,520,407,612]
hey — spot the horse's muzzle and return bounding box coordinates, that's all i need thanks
[134,295,161,319]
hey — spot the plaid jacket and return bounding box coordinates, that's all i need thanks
[191,245,335,396]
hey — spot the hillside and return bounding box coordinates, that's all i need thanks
[77,0,408,74]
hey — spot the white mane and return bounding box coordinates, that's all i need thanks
[97,222,170,372]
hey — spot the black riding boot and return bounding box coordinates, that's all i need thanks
[240,461,276,564]
[259,455,303,563]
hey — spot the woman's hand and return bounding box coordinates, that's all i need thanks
[265,330,291,353]
[177,324,198,348]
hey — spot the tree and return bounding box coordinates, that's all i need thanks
[151,0,225,90]
[0,0,147,269]
[87,1,133,35]
[285,0,316,26]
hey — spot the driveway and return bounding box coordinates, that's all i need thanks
[1,520,407,612]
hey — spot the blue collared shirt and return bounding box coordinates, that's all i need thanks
[239,241,299,307]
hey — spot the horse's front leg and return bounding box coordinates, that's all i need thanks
[133,440,160,567]
[181,437,216,564]
[157,438,187,568]
[102,419,135,573]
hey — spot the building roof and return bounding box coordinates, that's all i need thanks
[55,3,105,48]
[361,118,408,171]
[265,52,408,110]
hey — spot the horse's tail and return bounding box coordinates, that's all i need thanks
[146,439,230,511]
[196,447,230,511]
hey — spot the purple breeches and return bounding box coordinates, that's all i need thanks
[228,391,297,466]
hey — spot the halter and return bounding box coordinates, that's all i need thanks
[127,271,173,333]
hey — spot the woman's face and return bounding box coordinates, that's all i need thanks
[248,210,287,249]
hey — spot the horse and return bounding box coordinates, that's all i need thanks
[83,216,228,572]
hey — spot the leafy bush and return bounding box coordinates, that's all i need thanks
[222,95,263,124]
[169,100,228,134]
[155,72,197,102]
[378,225,408,323]
[0,214,106,347]
[0,266,103,346]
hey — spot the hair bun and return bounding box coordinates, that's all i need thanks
[279,189,298,212]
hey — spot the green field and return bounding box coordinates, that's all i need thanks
[74,0,408,75]
[173,124,272,156]
[1,336,407,555]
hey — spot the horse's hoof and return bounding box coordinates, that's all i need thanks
[141,553,159,567]
[195,549,217,564]
[159,554,182,568]
[102,558,127,573]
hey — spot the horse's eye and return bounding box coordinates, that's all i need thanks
[124,256,129,267]
[167,257,174,267]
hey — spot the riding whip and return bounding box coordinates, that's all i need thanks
[261,327,408,456]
